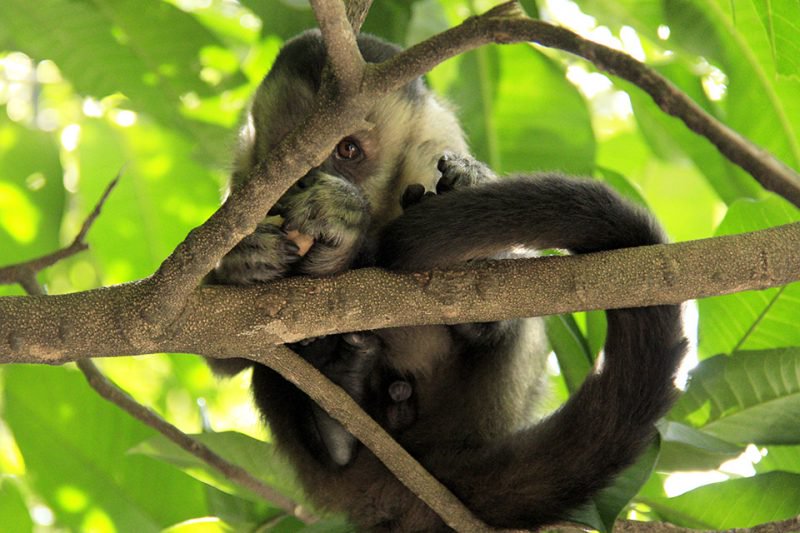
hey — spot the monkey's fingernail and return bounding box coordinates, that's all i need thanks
[388,380,412,402]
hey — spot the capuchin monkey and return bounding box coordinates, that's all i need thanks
[206,29,687,531]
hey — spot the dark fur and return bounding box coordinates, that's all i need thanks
[209,30,687,531]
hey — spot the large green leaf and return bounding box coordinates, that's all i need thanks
[0,119,64,297]
[751,0,800,78]
[447,44,595,174]
[583,0,800,193]
[0,478,32,533]
[698,195,800,356]
[1,365,208,532]
[656,420,742,471]
[756,445,800,475]
[624,61,762,204]
[70,119,220,285]
[668,0,800,172]
[645,472,800,529]
[0,0,237,153]
[670,349,800,444]
[131,430,304,505]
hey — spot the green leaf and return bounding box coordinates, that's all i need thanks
[580,0,666,36]
[0,477,33,533]
[657,420,742,471]
[162,517,233,533]
[2,365,208,532]
[70,119,220,285]
[698,195,800,356]
[568,441,660,532]
[624,61,762,204]
[751,0,800,79]
[677,1,800,172]
[670,349,800,445]
[586,0,800,194]
[756,445,800,475]
[0,120,64,262]
[546,314,593,393]
[0,0,237,152]
[646,472,800,529]
[239,0,317,39]
[131,431,305,505]
[448,45,595,174]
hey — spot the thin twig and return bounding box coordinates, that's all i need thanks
[0,171,120,285]
[345,0,372,33]
[0,172,317,523]
[75,358,317,524]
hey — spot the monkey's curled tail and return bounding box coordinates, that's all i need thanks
[379,175,688,529]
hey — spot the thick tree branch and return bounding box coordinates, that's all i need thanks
[2,222,798,364]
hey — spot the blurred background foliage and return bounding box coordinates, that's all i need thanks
[1,0,799,531]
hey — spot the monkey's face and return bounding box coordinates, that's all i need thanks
[224,30,468,280]
[247,76,464,225]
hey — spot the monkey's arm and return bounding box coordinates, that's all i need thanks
[379,176,687,528]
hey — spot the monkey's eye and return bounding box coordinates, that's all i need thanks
[334,137,362,161]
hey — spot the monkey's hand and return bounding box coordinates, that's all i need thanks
[275,172,370,276]
[210,222,301,285]
[401,153,497,209]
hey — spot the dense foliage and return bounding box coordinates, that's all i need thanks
[0,1,799,531]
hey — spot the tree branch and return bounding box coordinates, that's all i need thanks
[2,222,798,364]
[0,175,317,525]
[253,345,491,532]
[137,1,799,332]
[0,171,119,287]
[345,0,373,33]
[310,0,364,92]
[76,358,317,524]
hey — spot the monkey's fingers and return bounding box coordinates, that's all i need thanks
[285,229,315,256]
